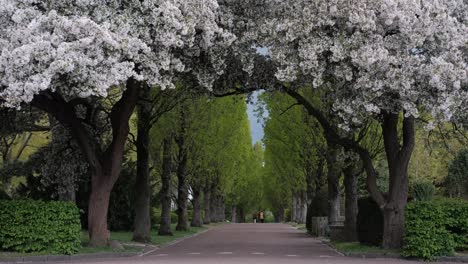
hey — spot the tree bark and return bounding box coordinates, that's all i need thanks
[32,79,140,247]
[291,194,297,223]
[132,87,152,242]
[231,206,237,223]
[159,135,173,236]
[87,174,112,246]
[380,113,414,249]
[343,163,359,241]
[203,185,211,224]
[327,145,341,225]
[191,186,203,227]
[175,112,189,231]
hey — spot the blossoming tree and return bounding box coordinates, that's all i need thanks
[0,0,235,246]
[257,0,467,248]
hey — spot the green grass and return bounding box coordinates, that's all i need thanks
[106,223,210,246]
[1,223,217,258]
[332,242,399,255]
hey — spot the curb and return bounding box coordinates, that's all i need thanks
[140,224,219,256]
[323,241,468,263]
[0,251,140,264]
[0,225,222,263]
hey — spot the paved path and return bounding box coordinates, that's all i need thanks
[62,224,460,264]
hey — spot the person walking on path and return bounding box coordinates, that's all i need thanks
[253,212,257,223]
[259,211,265,223]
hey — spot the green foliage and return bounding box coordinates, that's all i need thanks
[403,199,468,260]
[0,200,81,254]
[0,189,10,200]
[108,160,136,231]
[410,181,436,201]
[446,149,468,198]
[149,208,178,229]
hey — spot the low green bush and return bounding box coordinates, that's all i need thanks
[403,199,468,260]
[150,208,179,229]
[0,200,81,254]
[411,181,435,201]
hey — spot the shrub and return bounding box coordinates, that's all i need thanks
[445,149,468,198]
[0,200,81,254]
[150,208,178,229]
[357,197,383,246]
[411,181,435,201]
[403,199,468,260]
[0,189,10,200]
[151,207,162,229]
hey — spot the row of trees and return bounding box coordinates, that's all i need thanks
[1,0,466,250]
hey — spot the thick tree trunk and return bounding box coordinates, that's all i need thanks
[175,110,189,231]
[88,174,112,247]
[380,113,414,249]
[203,186,211,224]
[327,145,341,225]
[159,135,173,236]
[343,163,359,241]
[132,89,152,242]
[191,187,203,227]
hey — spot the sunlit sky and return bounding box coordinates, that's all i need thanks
[247,91,267,145]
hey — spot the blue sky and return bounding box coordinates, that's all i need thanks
[246,91,267,145]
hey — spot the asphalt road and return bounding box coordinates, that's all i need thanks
[65,223,460,264]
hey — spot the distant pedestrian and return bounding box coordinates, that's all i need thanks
[259,211,265,223]
[253,213,257,223]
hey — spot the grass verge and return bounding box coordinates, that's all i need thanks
[1,223,218,258]
[331,242,399,255]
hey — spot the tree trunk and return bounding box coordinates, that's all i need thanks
[301,191,307,224]
[191,187,203,227]
[380,113,414,249]
[327,145,341,225]
[210,194,218,222]
[87,174,112,246]
[175,110,189,231]
[159,135,173,236]
[343,163,359,241]
[231,206,237,223]
[291,194,297,223]
[132,88,152,242]
[238,207,245,223]
[203,186,211,224]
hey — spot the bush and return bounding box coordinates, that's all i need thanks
[445,149,468,198]
[150,208,178,229]
[403,199,468,260]
[0,189,11,200]
[411,181,435,201]
[357,197,383,246]
[0,200,81,254]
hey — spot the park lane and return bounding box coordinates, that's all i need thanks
[60,224,461,264]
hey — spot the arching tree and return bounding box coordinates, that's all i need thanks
[0,0,235,246]
[251,0,467,248]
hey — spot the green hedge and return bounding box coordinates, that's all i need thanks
[403,199,468,260]
[0,200,81,254]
